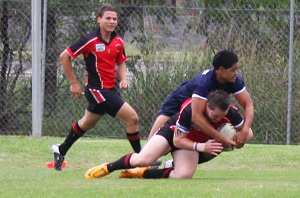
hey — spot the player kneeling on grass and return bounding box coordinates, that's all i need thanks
[85,90,253,179]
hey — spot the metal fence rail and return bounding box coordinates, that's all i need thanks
[1,0,300,144]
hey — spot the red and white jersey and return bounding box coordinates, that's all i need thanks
[66,28,127,89]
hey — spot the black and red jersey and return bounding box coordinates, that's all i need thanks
[167,98,244,143]
[65,27,127,89]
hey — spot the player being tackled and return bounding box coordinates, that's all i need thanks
[85,90,253,179]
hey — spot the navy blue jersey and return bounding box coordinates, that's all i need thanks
[175,69,245,100]
[158,69,245,116]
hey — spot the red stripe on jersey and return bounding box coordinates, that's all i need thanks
[176,98,192,124]
[229,103,239,110]
[89,88,106,103]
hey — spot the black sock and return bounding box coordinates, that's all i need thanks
[126,132,141,153]
[143,168,173,179]
[59,122,85,156]
[107,153,133,172]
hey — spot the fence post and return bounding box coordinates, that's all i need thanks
[287,0,295,145]
[32,0,42,138]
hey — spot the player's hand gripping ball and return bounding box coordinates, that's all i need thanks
[218,123,236,151]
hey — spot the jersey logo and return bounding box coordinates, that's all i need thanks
[202,69,210,75]
[96,44,105,52]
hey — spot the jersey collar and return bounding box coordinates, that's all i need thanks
[96,27,117,45]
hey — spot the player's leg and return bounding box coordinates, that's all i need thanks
[168,150,198,178]
[148,115,170,140]
[148,92,181,140]
[85,135,171,179]
[52,110,101,171]
[119,149,199,179]
[115,102,141,153]
[130,135,171,166]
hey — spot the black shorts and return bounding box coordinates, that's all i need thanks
[156,125,216,164]
[84,86,125,117]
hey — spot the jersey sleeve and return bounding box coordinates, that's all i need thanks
[233,75,246,95]
[176,104,192,133]
[65,35,92,59]
[191,70,212,100]
[192,87,209,100]
[115,37,128,64]
[226,105,244,129]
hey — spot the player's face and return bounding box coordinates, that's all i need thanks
[218,63,239,83]
[206,104,229,123]
[98,11,118,33]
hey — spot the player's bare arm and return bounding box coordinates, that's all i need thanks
[173,128,223,155]
[59,50,83,98]
[234,90,254,147]
[116,62,128,90]
[191,97,236,147]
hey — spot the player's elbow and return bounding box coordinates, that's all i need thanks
[247,128,254,141]
[173,137,185,149]
[191,111,205,125]
[59,50,71,65]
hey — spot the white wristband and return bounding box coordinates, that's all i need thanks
[197,143,205,152]
[193,142,199,151]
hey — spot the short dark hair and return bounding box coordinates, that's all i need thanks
[97,5,118,18]
[212,50,238,69]
[207,90,230,111]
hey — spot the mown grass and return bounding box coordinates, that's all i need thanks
[0,136,299,198]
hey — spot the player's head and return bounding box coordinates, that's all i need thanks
[206,90,230,123]
[213,50,239,83]
[97,6,118,32]
[213,50,238,70]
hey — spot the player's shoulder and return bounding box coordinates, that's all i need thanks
[83,28,98,40]
[191,69,214,85]
[196,69,214,80]
[235,74,244,81]
[114,36,124,42]
[234,74,245,86]
[75,29,98,45]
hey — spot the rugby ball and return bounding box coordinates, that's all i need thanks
[218,123,236,151]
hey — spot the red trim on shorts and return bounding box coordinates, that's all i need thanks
[89,88,106,103]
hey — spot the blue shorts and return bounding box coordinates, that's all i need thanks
[84,86,124,117]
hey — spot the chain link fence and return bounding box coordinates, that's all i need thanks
[1,0,300,144]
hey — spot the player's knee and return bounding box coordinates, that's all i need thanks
[78,118,97,130]
[173,171,194,179]
[127,111,139,126]
[133,155,154,166]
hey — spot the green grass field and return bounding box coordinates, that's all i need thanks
[1,136,300,198]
